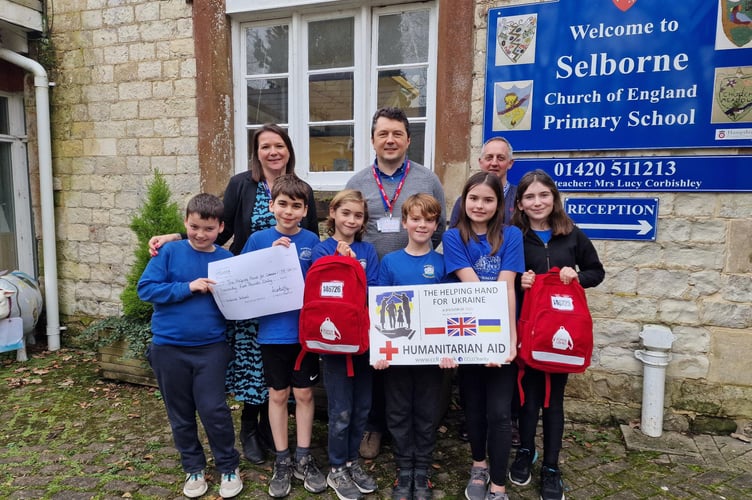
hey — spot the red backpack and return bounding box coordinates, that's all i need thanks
[517,267,593,406]
[296,254,370,376]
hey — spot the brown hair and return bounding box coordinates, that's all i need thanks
[401,193,441,223]
[249,124,296,183]
[270,174,309,204]
[511,169,574,236]
[455,171,505,255]
[186,193,224,220]
[325,189,368,241]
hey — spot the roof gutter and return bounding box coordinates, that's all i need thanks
[0,47,61,351]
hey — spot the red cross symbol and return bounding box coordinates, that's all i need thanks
[379,341,399,361]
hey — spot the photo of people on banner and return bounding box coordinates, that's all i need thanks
[368,282,512,365]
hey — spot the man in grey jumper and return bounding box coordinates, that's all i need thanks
[345,107,446,464]
[346,107,446,259]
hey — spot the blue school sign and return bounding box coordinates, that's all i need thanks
[484,1,752,152]
[565,197,659,241]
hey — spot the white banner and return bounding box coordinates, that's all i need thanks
[208,244,304,320]
[368,282,512,366]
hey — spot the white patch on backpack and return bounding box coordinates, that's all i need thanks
[320,281,344,298]
[552,326,574,351]
[550,295,574,311]
[319,317,341,341]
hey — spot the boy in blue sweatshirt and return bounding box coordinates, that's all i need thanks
[241,174,327,498]
[137,193,242,499]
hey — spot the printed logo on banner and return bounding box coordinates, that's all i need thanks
[720,0,752,48]
[374,290,416,339]
[714,67,752,122]
[494,81,533,131]
[612,0,637,12]
[497,15,537,64]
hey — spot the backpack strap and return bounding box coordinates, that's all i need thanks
[543,372,552,408]
[346,354,354,377]
[294,349,306,372]
[517,361,553,408]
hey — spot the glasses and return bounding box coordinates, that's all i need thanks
[482,154,509,162]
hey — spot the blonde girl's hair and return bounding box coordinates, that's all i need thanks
[511,169,574,236]
[456,171,505,255]
[401,193,442,222]
[325,189,369,241]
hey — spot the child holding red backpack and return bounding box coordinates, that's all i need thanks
[509,170,604,500]
[310,189,380,500]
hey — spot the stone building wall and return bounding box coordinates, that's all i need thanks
[45,0,199,319]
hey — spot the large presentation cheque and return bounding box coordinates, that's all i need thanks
[368,282,512,366]
[208,244,304,320]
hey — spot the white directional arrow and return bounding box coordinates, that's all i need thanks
[576,219,653,235]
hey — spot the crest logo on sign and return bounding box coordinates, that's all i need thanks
[497,15,537,63]
[716,68,752,122]
[720,0,752,48]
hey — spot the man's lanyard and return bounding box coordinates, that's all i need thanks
[371,160,411,218]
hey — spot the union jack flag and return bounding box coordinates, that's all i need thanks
[447,317,477,337]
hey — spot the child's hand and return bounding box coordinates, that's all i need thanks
[336,241,357,258]
[505,343,517,364]
[190,277,216,294]
[559,266,578,285]
[148,233,180,257]
[373,359,390,370]
[520,270,536,290]
[273,237,292,248]
[439,357,458,369]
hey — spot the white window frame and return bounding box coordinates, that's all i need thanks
[228,1,438,191]
[0,91,35,274]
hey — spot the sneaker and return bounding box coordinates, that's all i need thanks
[327,467,363,500]
[183,470,208,498]
[359,431,382,459]
[293,454,327,493]
[485,491,509,500]
[348,461,378,493]
[540,466,565,500]
[464,466,489,500]
[392,468,413,500]
[413,468,433,500]
[219,467,243,498]
[508,448,538,486]
[269,457,293,498]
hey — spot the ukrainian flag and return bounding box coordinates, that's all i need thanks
[478,318,501,333]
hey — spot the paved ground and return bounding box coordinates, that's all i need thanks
[1,347,751,499]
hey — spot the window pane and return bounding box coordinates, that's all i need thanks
[309,73,353,122]
[406,122,425,166]
[0,97,8,134]
[309,125,354,172]
[247,78,289,125]
[308,18,354,70]
[0,142,18,271]
[376,68,427,118]
[246,25,289,74]
[378,11,429,66]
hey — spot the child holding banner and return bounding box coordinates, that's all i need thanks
[310,189,380,500]
[373,193,449,500]
[441,172,525,500]
[241,175,327,498]
[509,169,604,500]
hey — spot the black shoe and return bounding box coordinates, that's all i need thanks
[540,466,565,500]
[413,468,432,500]
[508,448,536,486]
[239,423,265,464]
[392,468,413,500]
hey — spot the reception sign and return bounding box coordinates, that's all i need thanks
[368,283,512,366]
[484,1,752,151]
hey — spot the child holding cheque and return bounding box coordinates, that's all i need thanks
[441,172,524,500]
[137,193,243,499]
[241,174,326,498]
[310,189,380,500]
[373,193,449,500]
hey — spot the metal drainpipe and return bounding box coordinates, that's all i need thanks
[634,324,676,437]
[0,47,62,351]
